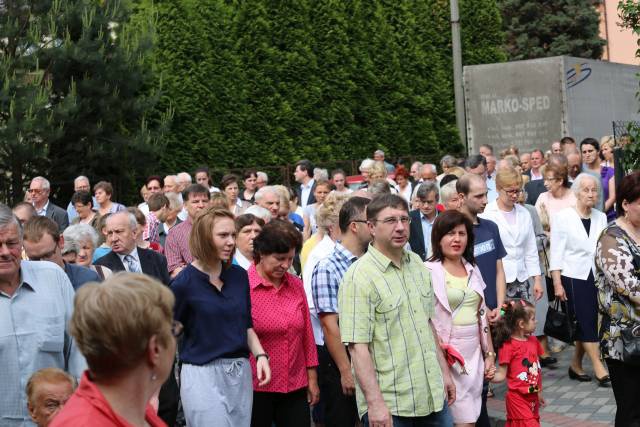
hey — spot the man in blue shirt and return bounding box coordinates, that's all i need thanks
[0,204,85,426]
[22,217,100,289]
[311,197,371,427]
[408,182,439,261]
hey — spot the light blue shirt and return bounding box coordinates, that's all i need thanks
[0,261,86,426]
[300,178,315,209]
[421,213,436,257]
[486,177,498,202]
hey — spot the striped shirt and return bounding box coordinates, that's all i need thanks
[338,244,444,418]
[311,242,357,314]
[165,218,193,274]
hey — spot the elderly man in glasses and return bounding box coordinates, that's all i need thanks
[29,177,69,231]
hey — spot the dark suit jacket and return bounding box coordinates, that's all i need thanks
[296,179,317,208]
[408,209,427,261]
[95,247,171,285]
[46,202,69,231]
[525,179,547,206]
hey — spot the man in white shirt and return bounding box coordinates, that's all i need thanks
[527,149,545,181]
[294,159,316,209]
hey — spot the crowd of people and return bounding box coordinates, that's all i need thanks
[1,139,639,427]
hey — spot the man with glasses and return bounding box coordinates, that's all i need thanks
[0,203,85,426]
[339,194,455,427]
[311,197,371,427]
[408,182,439,261]
[23,217,100,290]
[29,176,69,231]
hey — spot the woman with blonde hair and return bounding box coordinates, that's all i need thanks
[480,167,544,303]
[50,273,178,427]
[600,135,616,169]
[535,163,576,234]
[172,207,271,426]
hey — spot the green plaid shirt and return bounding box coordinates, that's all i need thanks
[338,244,444,418]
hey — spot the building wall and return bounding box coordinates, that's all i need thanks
[598,0,639,65]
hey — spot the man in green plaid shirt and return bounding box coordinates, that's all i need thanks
[339,194,455,427]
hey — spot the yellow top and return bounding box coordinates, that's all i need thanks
[445,271,481,326]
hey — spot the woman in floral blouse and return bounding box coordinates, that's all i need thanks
[595,171,640,427]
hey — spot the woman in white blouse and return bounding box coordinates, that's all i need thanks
[550,173,609,386]
[480,167,543,302]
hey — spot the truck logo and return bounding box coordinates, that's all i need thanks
[566,63,592,88]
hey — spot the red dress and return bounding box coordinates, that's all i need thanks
[50,371,166,427]
[498,336,544,427]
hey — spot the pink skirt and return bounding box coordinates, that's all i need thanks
[448,323,484,424]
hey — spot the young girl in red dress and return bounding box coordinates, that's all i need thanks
[490,299,546,427]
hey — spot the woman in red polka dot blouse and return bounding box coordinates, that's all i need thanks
[248,220,320,427]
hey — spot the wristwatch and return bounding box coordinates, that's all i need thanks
[255,353,270,361]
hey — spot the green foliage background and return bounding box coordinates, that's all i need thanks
[148,0,506,181]
[498,0,605,61]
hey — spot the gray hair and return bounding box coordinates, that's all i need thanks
[374,149,385,157]
[74,175,90,185]
[254,185,279,203]
[571,173,601,198]
[63,223,99,249]
[314,168,329,181]
[108,211,138,231]
[164,192,183,210]
[176,172,192,185]
[31,176,50,190]
[256,171,268,183]
[164,174,177,184]
[368,180,391,196]
[411,161,423,171]
[359,158,375,172]
[439,181,458,204]
[416,181,439,200]
[0,204,22,238]
[244,205,272,222]
[421,163,437,174]
[440,155,457,169]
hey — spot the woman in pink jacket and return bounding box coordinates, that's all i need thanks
[425,210,496,426]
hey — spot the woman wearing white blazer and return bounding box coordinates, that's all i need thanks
[479,167,544,302]
[550,173,610,386]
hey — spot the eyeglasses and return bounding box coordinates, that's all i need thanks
[543,177,560,183]
[501,188,523,196]
[27,188,44,194]
[374,216,411,226]
[171,320,184,338]
[351,219,368,225]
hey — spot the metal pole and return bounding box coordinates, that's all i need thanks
[450,0,467,150]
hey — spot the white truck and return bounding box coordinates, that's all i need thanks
[463,55,640,154]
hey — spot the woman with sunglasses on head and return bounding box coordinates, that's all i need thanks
[426,210,496,426]
[171,207,271,427]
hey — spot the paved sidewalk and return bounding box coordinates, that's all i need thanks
[487,345,616,426]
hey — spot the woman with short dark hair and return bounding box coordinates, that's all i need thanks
[70,191,97,227]
[221,174,251,216]
[241,169,258,203]
[596,171,640,426]
[93,181,125,216]
[233,214,265,270]
[581,137,616,221]
[249,220,319,427]
[425,210,496,425]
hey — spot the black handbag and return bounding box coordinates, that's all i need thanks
[544,298,578,343]
[620,324,640,366]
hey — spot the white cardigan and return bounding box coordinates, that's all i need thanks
[480,201,541,283]
[549,207,607,280]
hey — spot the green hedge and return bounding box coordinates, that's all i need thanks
[148,0,506,180]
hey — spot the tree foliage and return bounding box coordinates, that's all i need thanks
[498,0,606,60]
[149,0,506,177]
[0,0,167,205]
